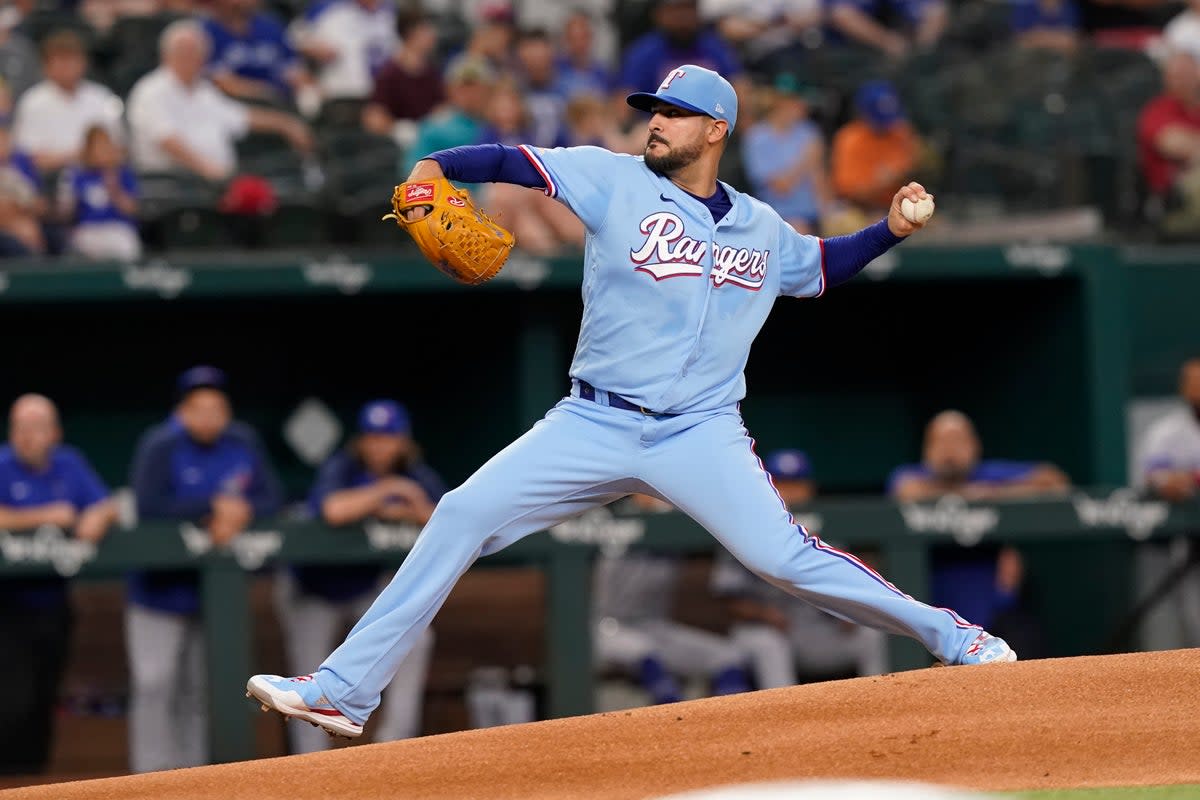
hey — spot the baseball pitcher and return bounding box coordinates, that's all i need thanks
[248,64,1016,739]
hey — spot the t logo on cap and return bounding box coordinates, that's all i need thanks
[659,68,687,92]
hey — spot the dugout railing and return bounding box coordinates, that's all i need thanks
[0,491,1196,763]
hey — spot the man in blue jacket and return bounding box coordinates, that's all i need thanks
[0,394,117,775]
[127,366,282,772]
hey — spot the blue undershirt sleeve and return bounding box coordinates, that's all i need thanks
[820,219,904,288]
[427,144,546,189]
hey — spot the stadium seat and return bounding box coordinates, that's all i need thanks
[258,202,329,248]
[155,206,236,251]
[314,98,367,132]
[17,9,95,46]
[320,130,401,216]
[944,0,1013,51]
[99,13,183,94]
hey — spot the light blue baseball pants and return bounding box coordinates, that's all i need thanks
[315,395,981,723]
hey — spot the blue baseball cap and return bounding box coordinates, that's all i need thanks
[358,400,410,435]
[176,365,227,399]
[765,449,812,481]
[626,64,738,135]
[855,80,904,130]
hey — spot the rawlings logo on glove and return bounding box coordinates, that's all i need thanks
[383,177,516,286]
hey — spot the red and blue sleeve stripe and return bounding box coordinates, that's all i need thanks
[517,145,557,198]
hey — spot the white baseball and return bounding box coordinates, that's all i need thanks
[900,195,935,224]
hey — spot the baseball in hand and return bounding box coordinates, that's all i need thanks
[900,195,935,224]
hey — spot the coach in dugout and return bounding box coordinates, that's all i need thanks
[888,410,1070,659]
[276,399,443,753]
[0,394,117,775]
[127,366,283,772]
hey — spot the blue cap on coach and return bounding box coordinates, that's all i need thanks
[176,365,227,399]
[358,400,411,435]
[626,64,738,135]
[765,449,812,480]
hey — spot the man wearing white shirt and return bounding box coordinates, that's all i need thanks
[12,30,123,174]
[127,19,312,182]
[291,0,397,102]
[1163,0,1200,63]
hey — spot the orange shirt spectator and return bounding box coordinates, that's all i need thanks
[831,80,920,213]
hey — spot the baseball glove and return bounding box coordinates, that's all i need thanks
[382,178,516,285]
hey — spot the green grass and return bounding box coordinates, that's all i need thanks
[1020,787,1200,799]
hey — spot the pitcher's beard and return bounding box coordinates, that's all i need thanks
[645,137,703,175]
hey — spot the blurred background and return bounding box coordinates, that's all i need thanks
[0,0,1199,788]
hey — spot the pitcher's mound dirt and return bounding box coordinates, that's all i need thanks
[5,650,1198,800]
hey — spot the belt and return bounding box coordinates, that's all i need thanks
[576,380,675,416]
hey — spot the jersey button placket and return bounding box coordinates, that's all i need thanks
[683,216,721,378]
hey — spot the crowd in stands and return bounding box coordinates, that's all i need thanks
[0,0,1199,259]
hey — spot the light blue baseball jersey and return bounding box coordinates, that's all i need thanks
[288,139,1000,728]
[520,145,825,414]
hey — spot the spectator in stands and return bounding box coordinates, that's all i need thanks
[0,121,44,257]
[461,0,518,75]
[514,28,567,150]
[81,0,198,35]
[57,125,142,261]
[278,399,442,753]
[619,0,743,96]
[362,10,444,145]
[701,0,823,73]
[0,8,40,101]
[563,92,638,152]
[519,0,620,69]
[827,0,947,59]
[1135,357,1200,650]
[742,73,828,235]
[711,449,888,687]
[480,83,582,255]
[0,394,117,776]
[1012,0,1083,53]
[203,0,317,113]
[831,80,922,218]
[478,80,536,147]
[594,493,753,705]
[127,20,313,183]
[1161,0,1200,62]
[291,0,397,106]
[888,410,1070,658]
[12,30,123,175]
[402,54,494,175]
[127,365,283,772]
[1138,50,1200,237]
[555,11,614,103]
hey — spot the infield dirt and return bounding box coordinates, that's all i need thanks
[3,649,1197,800]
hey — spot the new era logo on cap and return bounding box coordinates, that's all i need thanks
[405,183,435,203]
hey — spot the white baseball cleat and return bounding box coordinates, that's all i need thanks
[246,674,363,739]
[954,631,1018,665]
